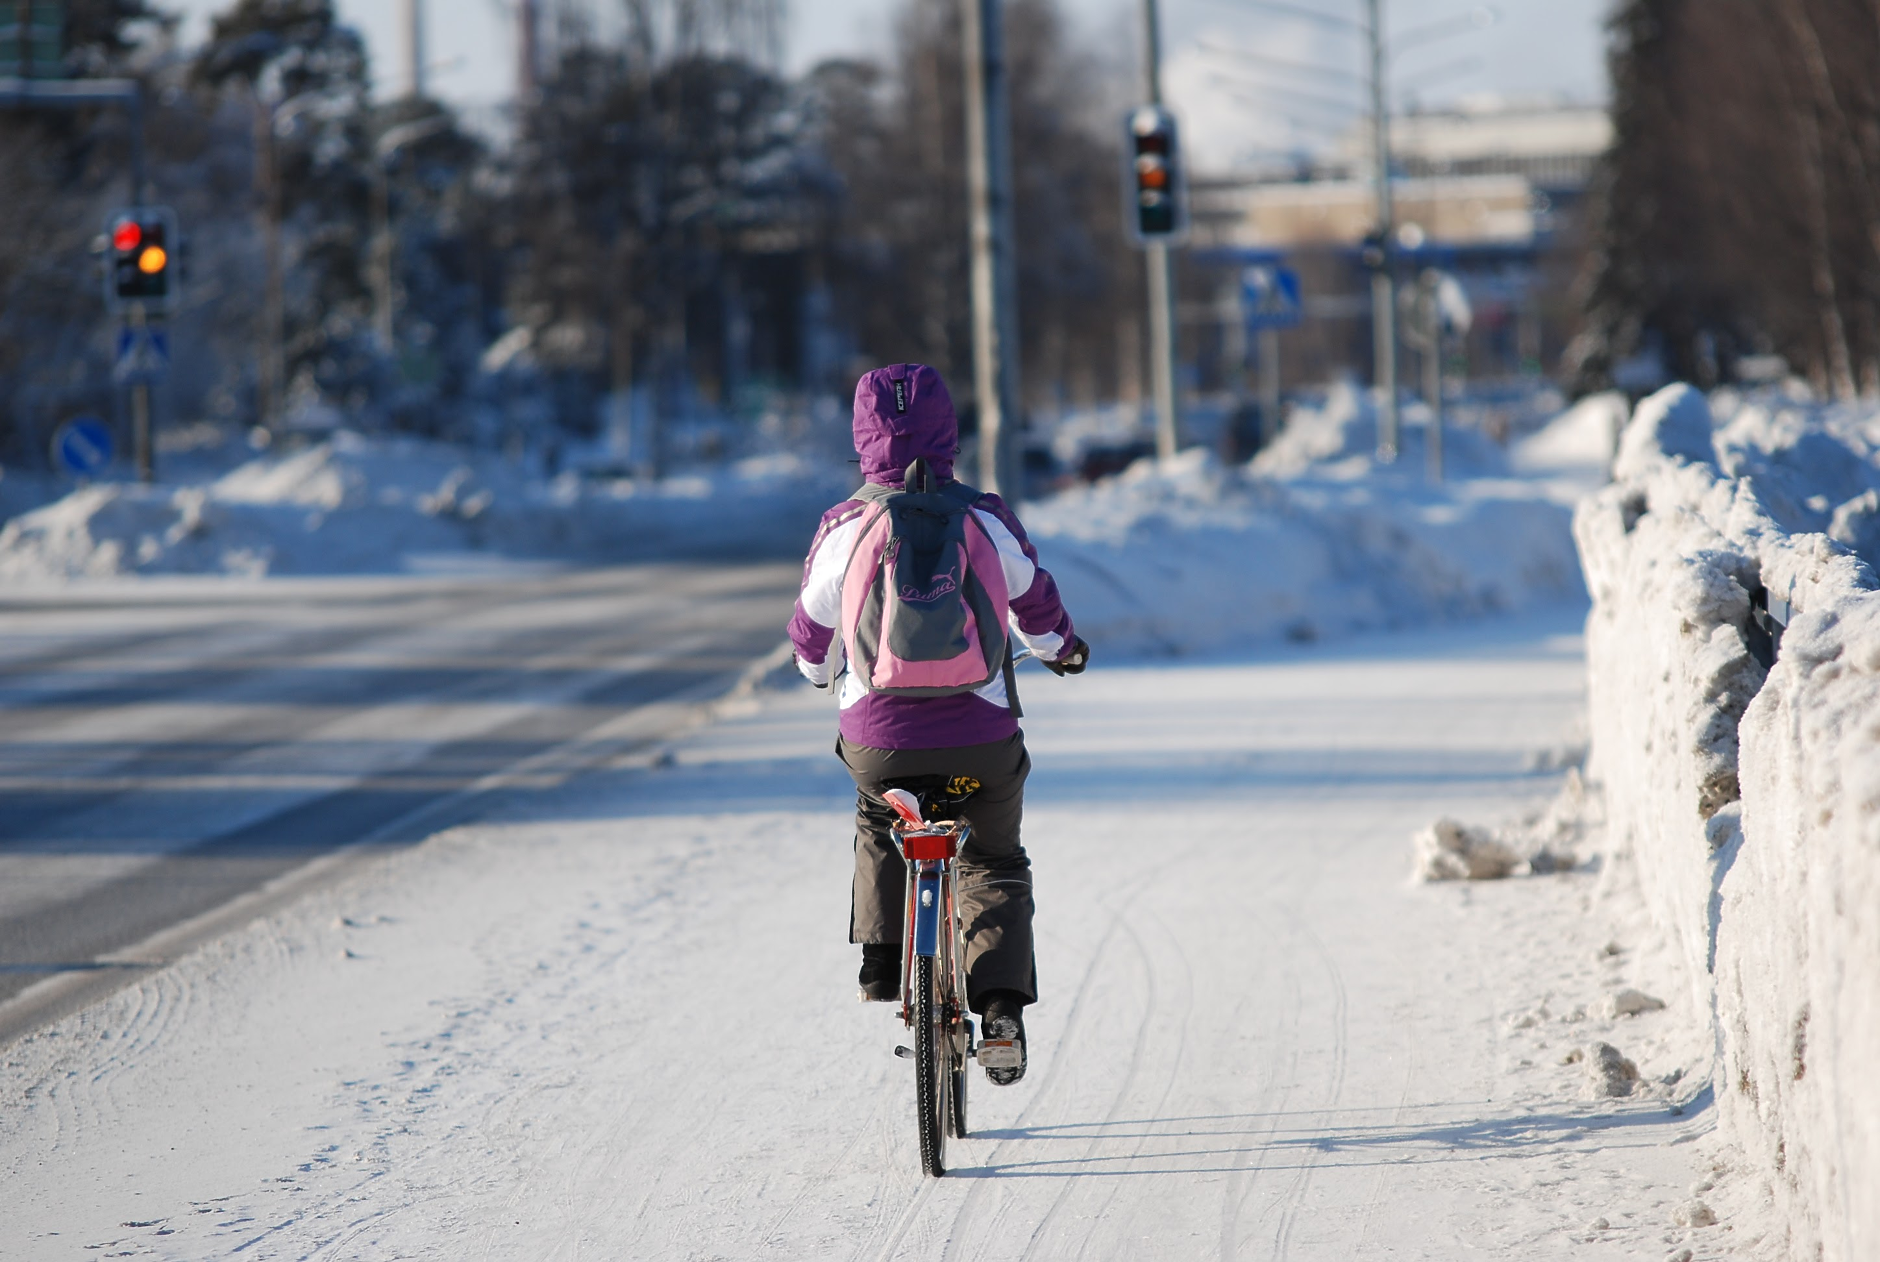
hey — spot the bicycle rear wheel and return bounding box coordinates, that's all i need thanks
[914,954,948,1176]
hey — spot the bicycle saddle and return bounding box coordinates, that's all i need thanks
[879,774,981,822]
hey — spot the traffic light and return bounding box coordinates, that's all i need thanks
[1124,106,1185,245]
[104,207,179,312]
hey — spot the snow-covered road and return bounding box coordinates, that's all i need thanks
[0,563,798,1042]
[2,611,1731,1259]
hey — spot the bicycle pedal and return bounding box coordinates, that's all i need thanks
[894,1045,914,1059]
[976,1039,1022,1069]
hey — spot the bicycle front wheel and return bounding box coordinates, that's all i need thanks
[950,1023,969,1139]
[914,954,948,1176]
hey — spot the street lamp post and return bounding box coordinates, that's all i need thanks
[1366,0,1398,463]
[961,0,1020,496]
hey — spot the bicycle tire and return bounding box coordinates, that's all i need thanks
[914,954,947,1176]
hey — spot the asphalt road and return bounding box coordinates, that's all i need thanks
[0,561,799,1045]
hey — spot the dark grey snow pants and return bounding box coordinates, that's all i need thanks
[838,732,1035,1009]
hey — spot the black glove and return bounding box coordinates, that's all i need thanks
[1042,637,1089,677]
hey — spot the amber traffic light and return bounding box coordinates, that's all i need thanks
[104,207,179,311]
[1124,107,1185,244]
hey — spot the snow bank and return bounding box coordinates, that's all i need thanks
[6,391,1589,662]
[0,432,852,578]
[1575,383,1880,1262]
[1510,390,1628,476]
[1026,384,1586,657]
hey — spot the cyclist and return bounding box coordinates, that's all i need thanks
[788,363,1088,1086]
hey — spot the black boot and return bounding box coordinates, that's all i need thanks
[858,942,900,1003]
[978,990,1028,1085]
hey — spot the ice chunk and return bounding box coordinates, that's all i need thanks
[1413,818,1520,881]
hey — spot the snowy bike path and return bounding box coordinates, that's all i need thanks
[0,610,1728,1259]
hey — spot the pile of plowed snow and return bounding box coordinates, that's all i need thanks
[0,432,851,579]
[1026,384,1592,656]
[1576,383,1880,1262]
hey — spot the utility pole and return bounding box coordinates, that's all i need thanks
[404,0,425,100]
[961,0,1020,497]
[256,97,284,434]
[1141,0,1180,461]
[516,0,539,108]
[1366,0,1398,463]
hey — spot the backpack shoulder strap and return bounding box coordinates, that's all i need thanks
[941,479,1022,717]
[854,482,900,506]
[939,480,983,509]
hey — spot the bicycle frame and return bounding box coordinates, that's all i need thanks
[895,821,972,1031]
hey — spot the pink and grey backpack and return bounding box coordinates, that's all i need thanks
[839,457,1014,704]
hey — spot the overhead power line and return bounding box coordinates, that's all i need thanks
[1196,38,1366,85]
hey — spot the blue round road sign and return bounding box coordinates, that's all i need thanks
[53,416,114,477]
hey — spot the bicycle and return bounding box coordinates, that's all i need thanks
[874,643,1082,1176]
[881,783,1022,1177]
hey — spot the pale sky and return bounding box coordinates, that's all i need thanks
[163,0,1612,170]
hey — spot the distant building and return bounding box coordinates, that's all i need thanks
[1198,98,1609,251]
[1183,98,1609,397]
[1341,100,1611,192]
[1221,175,1536,250]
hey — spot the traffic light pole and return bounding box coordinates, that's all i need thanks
[1141,0,1180,462]
[131,388,153,482]
[1366,0,1399,463]
[961,0,1020,497]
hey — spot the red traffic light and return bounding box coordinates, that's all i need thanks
[104,206,180,310]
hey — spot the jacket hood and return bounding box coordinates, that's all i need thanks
[852,363,957,486]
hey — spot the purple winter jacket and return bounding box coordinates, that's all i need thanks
[787,364,1076,751]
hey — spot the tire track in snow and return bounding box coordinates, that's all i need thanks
[1216,909,1308,1261]
[760,1046,896,1252]
[864,1168,942,1262]
[1067,901,1197,1259]
[1014,916,1159,1260]
[1266,910,1350,1260]
[1351,948,1423,1257]
[930,893,1142,1262]
[939,833,1212,1260]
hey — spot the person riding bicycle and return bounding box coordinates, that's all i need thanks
[787,363,1088,1086]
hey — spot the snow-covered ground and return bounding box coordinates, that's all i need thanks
[1576,384,1880,1262]
[1020,385,1603,657]
[0,429,852,579]
[0,614,1768,1259]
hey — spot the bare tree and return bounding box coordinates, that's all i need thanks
[1575,0,1880,397]
[810,0,1138,419]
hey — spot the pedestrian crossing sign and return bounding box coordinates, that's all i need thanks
[1241,265,1303,331]
[113,325,170,384]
